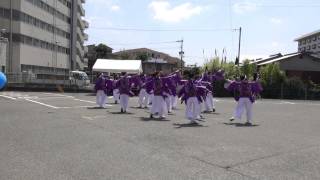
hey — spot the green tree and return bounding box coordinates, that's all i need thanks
[240,59,255,78]
[95,43,112,59]
[136,52,150,61]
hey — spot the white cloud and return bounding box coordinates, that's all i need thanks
[148,1,203,23]
[233,1,257,14]
[111,5,120,12]
[270,18,282,24]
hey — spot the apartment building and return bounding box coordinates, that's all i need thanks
[295,29,320,58]
[0,0,88,75]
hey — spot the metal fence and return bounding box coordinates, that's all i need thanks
[6,73,70,85]
[6,73,93,91]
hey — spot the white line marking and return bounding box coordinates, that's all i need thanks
[35,97,72,100]
[0,95,17,100]
[43,93,74,98]
[24,99,59,109]
[82,116,94,120]
[73,98,96,104]
[58,106,96,109]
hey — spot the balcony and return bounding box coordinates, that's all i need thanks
[78,4,85,16]
[84,33,88,41]
[83,20,89,28]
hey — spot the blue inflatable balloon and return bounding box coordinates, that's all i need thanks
[0,72,7,90]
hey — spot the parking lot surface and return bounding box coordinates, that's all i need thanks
[1,91,320,180]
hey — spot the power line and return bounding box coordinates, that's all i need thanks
[107,40,180,46]
[89,27,235,32]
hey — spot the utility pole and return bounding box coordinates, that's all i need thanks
[177,39,184,71]
[52,0,57,74]
[236,27,242,67]
[9,0,12,73]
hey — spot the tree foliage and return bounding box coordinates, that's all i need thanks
[95,43,112,59]
[136,52,150,61]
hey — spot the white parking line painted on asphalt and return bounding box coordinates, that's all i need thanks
[24,99,59,109]
[73,99,113,107]
[73,98,95,103]
[43,92,74,98]
[0,94,17,100]
[58,106,96,109]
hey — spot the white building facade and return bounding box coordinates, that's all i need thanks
[295,29,320,58]
[0,0,88,74]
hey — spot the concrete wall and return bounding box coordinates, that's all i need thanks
[19,44,68,69]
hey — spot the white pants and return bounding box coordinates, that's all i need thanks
[120,94,129,112]
[234,97,253,123]
[165,95,172,112]
[186,97,201,121]
[171,95,178,109]
[150,95,167,117]
[113,89,119,103]
[204,93,215,111]
[148,93,154,104]
[138,88,148,107]
[96,90,106,107]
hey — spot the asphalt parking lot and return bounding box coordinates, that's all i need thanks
[1,91,320,180]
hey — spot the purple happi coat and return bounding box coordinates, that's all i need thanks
[225,80,263,103]
[145,77,171,98]
[95,76,107,93]
[178,80,210,104]
[115,76,134,96]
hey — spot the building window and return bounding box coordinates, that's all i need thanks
[312,44,316,49]
[302,40,306,45]
[307,39,311,43]
[307,45,311,50]
[313,36,317,41]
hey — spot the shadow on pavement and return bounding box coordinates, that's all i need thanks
[140,117,170,121]
[173,123,208,128]
[130,106,148,109]
[87,107,108,109]
[109,111,134,115]
[223,122,259,127]
[202,112,220,115]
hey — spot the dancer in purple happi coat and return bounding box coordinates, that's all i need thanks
[145,72,172,119]
[94,73,107,108]
[224,74,263,125]
[115,72,135,113]
[197,70,225,112]
[178,73,211,124]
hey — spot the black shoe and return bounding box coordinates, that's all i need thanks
[212,108,216,112]
[229,117,234,121]
[150,114,153,118]
[245,122,252,126]
[115,101,118,104]
[121,108,123,113]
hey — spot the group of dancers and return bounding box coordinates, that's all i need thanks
[94,70,263,125]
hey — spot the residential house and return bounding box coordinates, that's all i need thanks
[113,48,184,75]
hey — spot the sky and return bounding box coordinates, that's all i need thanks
[84,0,320,65]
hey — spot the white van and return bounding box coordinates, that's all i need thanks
[69,71,90,87]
